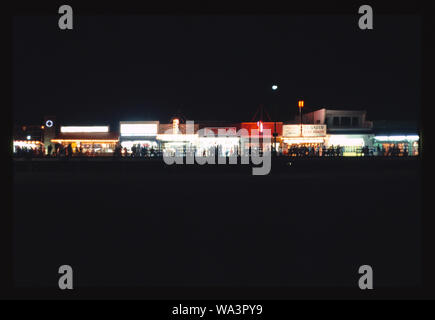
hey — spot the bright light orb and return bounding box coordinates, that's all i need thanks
[272,85,278,91]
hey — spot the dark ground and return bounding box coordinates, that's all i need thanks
[13,158,421,290]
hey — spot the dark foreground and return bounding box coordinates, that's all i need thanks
[13,158,421,292]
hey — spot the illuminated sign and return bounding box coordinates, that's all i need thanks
[283,125,326,137]
[298,100,304,108]
[120,122,159,137]
[61,126,109,133]
[45,120,54,128]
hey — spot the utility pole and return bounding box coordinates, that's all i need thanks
[271,85,279,156]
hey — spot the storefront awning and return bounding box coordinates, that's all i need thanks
[374,135,419,142]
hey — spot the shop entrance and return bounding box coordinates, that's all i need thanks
[120,140,159,156]
[282,137,326,156]
[377,142,410,156]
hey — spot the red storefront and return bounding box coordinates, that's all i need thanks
[240,122,283,153]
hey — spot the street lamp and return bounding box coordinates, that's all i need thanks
[298,100,304,137]
[270,85,280,155]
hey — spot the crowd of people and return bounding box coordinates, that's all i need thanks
[283,144,410,157]
[13,145,45,158]
[282,144,409,157]
[13,142,413,158]
[14,143,91,159]
[285,145,343,157]
[113,144,159,158]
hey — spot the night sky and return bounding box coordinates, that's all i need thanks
[13,14,421,128]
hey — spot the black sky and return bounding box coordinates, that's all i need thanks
[13,14,421,128]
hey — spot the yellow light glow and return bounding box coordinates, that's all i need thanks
[283,138,325,144]
[14,140,42,144]
[343,152,359,157]
[172,119,180,134]
[51,139,118,143]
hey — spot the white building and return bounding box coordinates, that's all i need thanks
[300,108,374,156]
[119,121,160,153]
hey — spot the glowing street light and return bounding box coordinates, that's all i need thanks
[272,85,278,91]
[298,100,304,137]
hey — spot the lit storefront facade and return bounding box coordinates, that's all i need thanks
[14,109,419,158]
[119,121,160,155]
[13,124,45,153]
[281,124,327,153]
[371,120,420,156]
[240,122,283,154]
[51,126,118,155]
[197,125,240,157]
[157,119,199,156]
[13,140,44,153]
[372,135,419,156]
[298,108,376,156]
[324,134,373,156]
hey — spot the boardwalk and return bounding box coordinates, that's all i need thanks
[13,158,421,290]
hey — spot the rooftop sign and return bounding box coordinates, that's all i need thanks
[60,126,109,133]
[120,121,159,137]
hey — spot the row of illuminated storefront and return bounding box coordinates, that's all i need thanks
[13,113,421,157]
